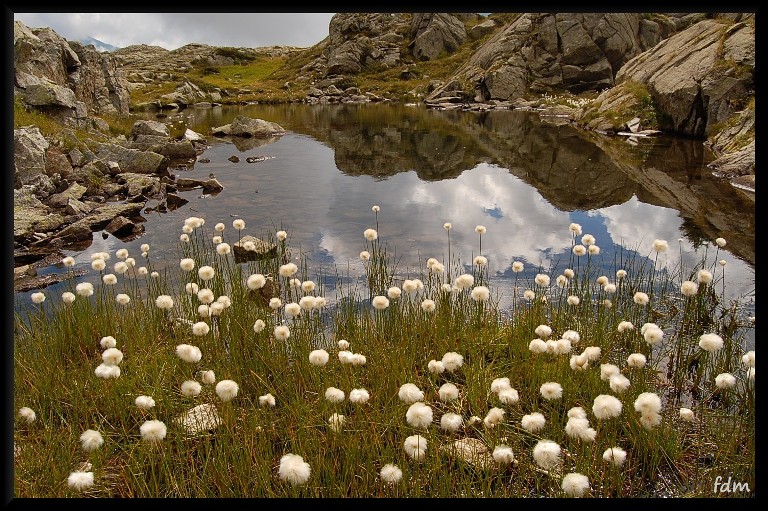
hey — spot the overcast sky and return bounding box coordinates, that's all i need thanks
[13,13,336,50]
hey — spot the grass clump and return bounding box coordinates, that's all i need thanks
[13,211,754,498]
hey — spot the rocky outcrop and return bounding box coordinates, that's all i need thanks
[426,13,681,104]
[14,20,130,123]
[409,13,467,61]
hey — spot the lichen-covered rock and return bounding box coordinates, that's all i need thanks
[14,126,49,186]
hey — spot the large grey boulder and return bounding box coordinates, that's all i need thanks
[131,119,170,138]
[13,187,66,240]
[94,142,168,174]
[14,127,49,186]
[409,13,467,61]
[211,115,286,138]
[617,19,754,137]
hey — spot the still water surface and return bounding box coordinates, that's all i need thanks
[18,103,755,319]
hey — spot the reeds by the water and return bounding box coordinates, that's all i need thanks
[12,211,754,498]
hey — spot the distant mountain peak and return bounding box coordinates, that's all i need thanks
[79,36,120,52]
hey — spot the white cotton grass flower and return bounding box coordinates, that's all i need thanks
[681,280,699,296]
[269,297,282,310]
[62,291,76,304]
[92,258,107,271]
[592,394,623,420]
[521,412,546,433]
[604,283,617,294]
[719,259,727,266]
[534,324,552,338]
[352,354,367,366]
[253,319,266,333]
[454,274,474,290]
[583,346,601,361]
[603,299,613,308]
[556,275,568,288]
[276,230,288,241]
[404,434,428,461]
[79,429,104,452]
[67,471,94,491]
[679,408,695,422]
[490,377,511,393]
[372,296,390,310]
[406,402,433,429]
[633,292,649,306]
[91,252,110,261]
[512,261,524,273]
[545,340,557,354]
[212,235,222,245]
[155,295,174,310]
[115,293,131,305]
[274,325,291,341]
[213,222,225,232]
[699,333,724,352]
[325,387,345,403]
[31,292,46,304]
[338,351,354,364]
[697,269,713,284]
[337,339,350,350]
[198,305,211,318]
[440,412,463,433]
[349,388,370,404]
[747,367,755,382]
[135,395,155,409]
[359,250,371,261]
[101,348,123,366]
[567,407,587,420]
[99,336,117,349]
[211,302,226,316]
[443,222,452,231]
[534,274,551,287]
[471,285,490,302]
[609,373,631,393]
[715,237,726,247]
[652,239,669,253]
[138,267,148,276]
[473,255,488,267]
[192,321,210,337]
[438,383,459,402]
[363,228,378,241]
[328,413,345,433]
[639,412,662,429]
[484,407,506,428]
[232,219,245,230]
[643,326,664,345]
[475,225,487,234]
[627,353,647,368]
[540,382,563,400]
[140,420,167,442]
[567,295,580,306]
[588,245,600,255]
[176,344,202,363]
[259,393,276,407]
[562,473,590,497]
[198,265,215,281]
[603,447,627,467]
[114,261,128,274]
[428,360,445,374]
[569,354,589,371]
[284,302,301,317]
[493,445,515,464]
[62,255,76,267]
[569,223,582,236]
[278,453,311,485]
[398,383,424,404]
[600,364,620,381]
[441,352,463,373]
[532,440,561,470]
[95,363,120,379]
[152,272,161,279]
[199,370,216,385]
[524,289,535,301]
[421,299,436,313]
[308,349,330,367]
[560,330,580,345]
[573,245,587,256]
[529,339,548,354]
[715,373,737,389]
[633,392,662,415]
[301,280,316,294]
[246,274,266,290]
[180,234,190,243]
[215,380,239,402]
[380,463,402,484]
[216,243,231,255]
[581,234,595,246]
[616,269,627,280]
[387,286,402,300]
[299,296,316,311]
[102,274,117,286]
[181,380,202,397]
[742,350,755,368]
[279,263,298,278]
[18,407,36,424]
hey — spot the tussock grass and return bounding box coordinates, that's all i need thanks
[13,212,754,498]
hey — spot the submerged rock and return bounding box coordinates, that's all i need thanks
[233,235,278,263]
